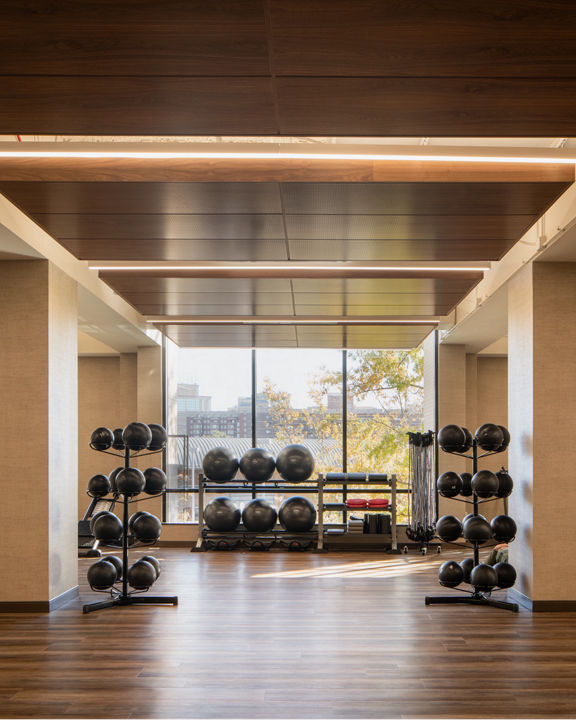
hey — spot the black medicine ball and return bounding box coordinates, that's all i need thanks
[87,559,117,590]
[496,468,513,498]
[494,562,517,589]
[462,515,492,545]
[471,470,499,498]
[435,515,462,542]
[122,422,153,451]
[148,423,167,451]
[490,515,517,543]
[202,447,239,483]
[116,467,146,497]
[143,467,167,495]
[460,472,473,497]
[239,448,276,483]
[90,427,114,451]
[112,428,125,451]
[475,423,504,452]
[437,471,462,498]
[460,558,475,583]
[87,474,111,498]
[438,560,464,588]
[470,563,498,591]
[438,425,466,453]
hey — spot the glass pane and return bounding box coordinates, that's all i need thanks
[165,492,196,524]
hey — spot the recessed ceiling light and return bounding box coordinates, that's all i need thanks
[91,264,487,272]
[148,319,439,325]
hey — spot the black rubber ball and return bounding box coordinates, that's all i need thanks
[128,511,149,533]
[127,560,157,590]
[438,560,464,588]
[496,426,510,452]
[460,558,475,583]
[438,425,466,453]
[242,498,277,532]
[87,474,111,498]
[494,562,517,589]
[116,467,146,497]
[471,469,499,498]
[437,471,462,498]
[148,423,167,451]
[278,496,317,532]
[141,555,161,579]
[89,510,110,533]
[460,472,473,497]
[463,515,492,545]
[109,466,123,493]
[276,445,315,483]
[470,563,498,591]
[475,423,505,452]
[202,447,239,483]
[204,497,241,532]
[131,513,162,544]
[92,512,123,543]
[104,555,123,581]
[87,559,117,590]
[90,426,114,451]
[435,515,462,542]
[460,427,473,452]
[239,448,276,483]
[112,428,125,451]
[143,467,167,495]
[496,469,514,498]
[490,515,517,543]
[122,422,153,451]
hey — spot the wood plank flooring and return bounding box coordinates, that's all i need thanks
[0,548,575,718]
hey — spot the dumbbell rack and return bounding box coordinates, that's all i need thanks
[424,438,519,613]
[83,441,178,614]
[193,474,323,551]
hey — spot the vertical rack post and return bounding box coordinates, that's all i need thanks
[472,440,479,568]
[121,445,130,600]
[317,474,324,550]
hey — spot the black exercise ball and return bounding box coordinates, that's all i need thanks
[122,422,153,451]
[437,471,462,498]
[141,555,161,579]
[87,559,118,590]
[470,563,498,591]
[109,466,123,493]
[92,512,123,543]
[143,467,167,495]
[460,472,473,497]
[278,496,317,532]
[127,560,157,590]
[239,448,276,483]
[116,467,146,497]
[148,423,168,451]
[112,428,125,451]
[131,513,162,544]
[494,562,517,589]
[89,510,110,533]
[276,445,315,482]
[242,499,278,532]
[471,469,499,498]
[438,425,466,453]
[496,468,514,498]
[204,497,241,531]
[104,555,123,581]
[497,426,510,452]
[202,447,239,483]
[460,558,475,583]
[490,515,517,543]
[438,560,464,588]
[128,510,149,533]
[463,513,475,524]
[90,426,114,451]
[460,427,473,452]
[435,515,462,542]
[463,515,492,545]
[87,474,111,498]
[475,423,505,452]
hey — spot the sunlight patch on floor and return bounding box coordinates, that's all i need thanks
[251,557,438,579]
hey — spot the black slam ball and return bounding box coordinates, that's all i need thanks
[460,472,473,497]
[496,468,514,498]
[109,466,123,493]
[435,515,463,542]
[275,445,315,483]
[494,562,517,589]
[127,560,157,590]
[437,471,462,498]
[471,469,499,498]
[115,467,146,497]
[475,423,505,452]
[460,558,475,583]
[202,447,239,483]
[470,563,498,591]
[122,422,153,451]
[90,426,114,451]
[438,560,464,588]
[87,474,111,498]
[463,515,492,545]
[143,467,167,495]
[278,496,317,532]
[490,515,517,543]
[496,426,510,452]
[128,510,149,533]
[438,425,466,453]
[141,555,161,580]
[131,513,162,544]
[87,559,118,590]
[92,512,123,543]
[148,423,168,451]
[460,427,473,452]
[239,448,276,483]
[242,498,278,532]
[104,555,123,581]
[204,497,241,532]
[112,428,125,451]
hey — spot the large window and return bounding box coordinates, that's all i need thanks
[164,339,423,524]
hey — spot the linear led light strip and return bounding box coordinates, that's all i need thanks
[148,319,439,325]
[0,150,575,163]
[92,264,487,272]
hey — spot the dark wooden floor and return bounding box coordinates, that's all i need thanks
[0,548,575,719]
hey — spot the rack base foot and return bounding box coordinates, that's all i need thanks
[83,595,178,614]
[425,595,519,612]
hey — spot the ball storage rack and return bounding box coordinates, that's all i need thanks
[425,437,518,613]
[83,441,178,614]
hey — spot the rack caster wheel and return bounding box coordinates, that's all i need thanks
[436,546,442,554]
[421,547,428,556]
[402,545,409,554]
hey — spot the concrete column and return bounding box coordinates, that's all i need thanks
[508,262,576,608]
[0,260,78,610]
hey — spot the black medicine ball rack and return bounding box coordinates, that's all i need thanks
[193,474,324,551]
[83,440,178,614]
[425,433,518,613]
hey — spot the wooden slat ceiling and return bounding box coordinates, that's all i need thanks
[2,1,576,135]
